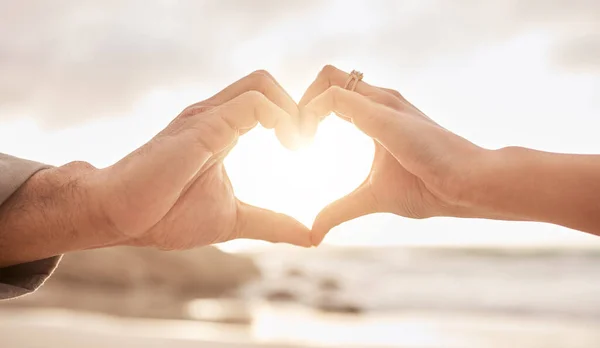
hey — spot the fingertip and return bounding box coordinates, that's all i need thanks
[300,235,314,248]
[285,218,313,248]
[237,202,311,247]
[274,118,305,150]
[275,130,303,150]
[310,230,327,247]
[310,216,332,247]
[288,227,313,248]
[266,105,301,150]
[299,109,319,140]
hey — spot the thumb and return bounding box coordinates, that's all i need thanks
[235,201,312,247]
[311,182,378,246]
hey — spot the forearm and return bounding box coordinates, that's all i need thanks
[0,162,119,267]
[462,147,600,235]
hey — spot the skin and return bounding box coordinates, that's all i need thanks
[300,65,600,245]
[1,65,599,267]
[0,70,311,267]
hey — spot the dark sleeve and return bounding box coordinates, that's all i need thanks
[0,153,61,300]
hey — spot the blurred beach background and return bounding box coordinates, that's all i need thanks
[1,1,600,347]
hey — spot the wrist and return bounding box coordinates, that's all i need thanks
[463,147,600,234]
[0,161,124,267]
[34,162,126,249]
[441,147,529,221]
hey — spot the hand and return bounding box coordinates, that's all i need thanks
[300,65,488,245]
[88,70,312,249]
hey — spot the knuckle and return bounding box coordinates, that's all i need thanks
[242,89,267,104]
[307,65,339,97]
[248,70,274,93]
[180,103,212,118]
[327,85,344,95]
[319,64,338,77]
[385,88,403,99]
[189,117,233,153]
[316,65,339,87]
[328,84,344,91]
[326,85,344,103]
[250,69,274,80]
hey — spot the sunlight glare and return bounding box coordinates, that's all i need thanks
[225,115,374,229]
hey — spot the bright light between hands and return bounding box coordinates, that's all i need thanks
[225,115,374,229]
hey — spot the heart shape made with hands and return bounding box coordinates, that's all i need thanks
[225,114,374,235]
[100,66,461,252]
[221,66,399,247]
[217,65,448,248]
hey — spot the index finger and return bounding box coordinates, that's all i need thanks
[299,65,401,108]
[303,86,436,173]
[191,70,299,119]
[303,86,398,141]
[181,70,302,149]
[298,65,404,138]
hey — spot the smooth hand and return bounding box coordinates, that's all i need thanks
[300,66,488,245]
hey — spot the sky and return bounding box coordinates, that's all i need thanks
[1,0,600,250]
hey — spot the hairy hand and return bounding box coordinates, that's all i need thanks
[88,70,311,249]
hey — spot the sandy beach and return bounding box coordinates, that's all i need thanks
[3,246,600,348]
[2,305,600,348]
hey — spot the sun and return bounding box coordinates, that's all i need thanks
[224,115,374,231]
